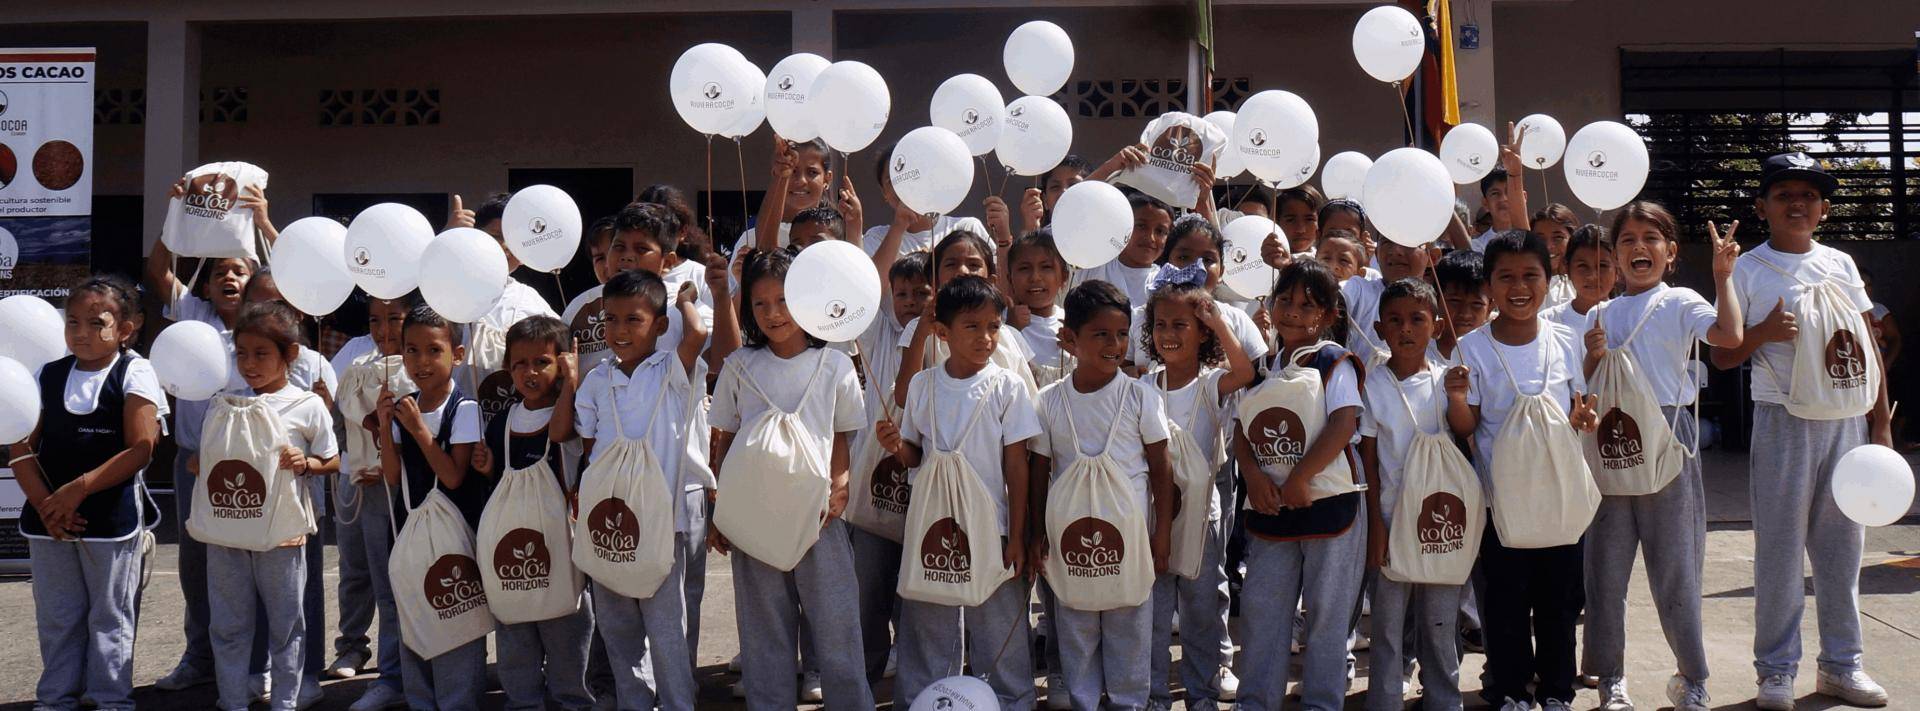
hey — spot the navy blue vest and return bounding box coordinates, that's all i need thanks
[20,353,159,540]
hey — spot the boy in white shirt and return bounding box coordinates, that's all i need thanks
[1711,153,1891,709]
[1067,190,1172,310]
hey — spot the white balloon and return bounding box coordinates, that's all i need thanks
[419,228,510,323]
[1351,5,1427,83]
[1515,113,1567,169]
[909,676,1000,711]
[151,320,231,401]
[0,294,66,369]
[1003,21,1075,97]
[1832,444,1915,527]
[889,127,975,216]
[1232,90,1318,184]
[1563,121,1651,210]
[1220,215,1280,301]
[503,185,584,273]
[765,53,832,141]
[1439,122,1499,184]
[669,43,761,136]
[1271,144,1322,190]
[787,240,882,343]
[270,217,353,317]
[808,61,891,153]
[1320,151,1373,201]
[0,356,37,445]
[344,203,433,300]
[1202,111,1245,179]
[1050,180,1131,269]
[1362,148,1454,248]
[931,74,1006,157]
[997,95,1073,176]
[717,60,768,138]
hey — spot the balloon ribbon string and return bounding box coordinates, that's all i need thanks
[704,134,716,245]
[736,138,749,244]
[1394,80,1415,148]
[1428,260,1459,361]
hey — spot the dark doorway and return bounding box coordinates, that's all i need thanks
[507,167,634,310]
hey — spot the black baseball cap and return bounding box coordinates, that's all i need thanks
[1757,151,1838,198]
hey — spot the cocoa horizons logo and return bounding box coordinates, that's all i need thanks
[918,517,973,584]
[1596,408,1645,470]
[569,297,607,357]
[586,498,640,563]
[1246,407,1307,467]
[1147,125,1203,172]
[491,528,553,592]
[1059,517,1124,579]
[1825,329,1869,389]
[424,554,487,620]
[207,460,268,519]
[1416,492,1468,555]
[181,171,241,220]
[868,456,910,515]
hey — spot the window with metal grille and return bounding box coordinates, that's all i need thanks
[1621,48,1919,241]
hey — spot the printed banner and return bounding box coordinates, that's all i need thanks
[0,47,94,301]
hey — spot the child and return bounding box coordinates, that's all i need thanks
[206,301,339,711]
[1712,153,1890,709]
[1067,188,1172,310]
[1470,166,1527,253]
[709,249,874,709]
[1357,279,1475,711]
[575,268,710,711]
[1138,277,1255,710]
[1232,259,1368,711]
[1580,202,1743,711]
[637,183,717,308]
[377,305,490,711]
[790,205,847,249]
[1345,235,1436,368]
[570,203,716,373]
[1541,225,1615,335]
[738,138,836,254]
[14,274,164,711]
[1029,280,1174,711]
[1039,155,1095,221]
[1126,215,1267,372]
[897,230,1038,401]
[1532,204,1579,308]
[875,275,1043,709]
[1277,185,1326,255]
[329,293,416,711]
[1433,249,1491,361]
[1009,231,1072,386]
[464,194,561,427]
[1315,228,1368,283]
[1319,199,1380,279]
[1457,230,1598,711]
[863,147,987,258]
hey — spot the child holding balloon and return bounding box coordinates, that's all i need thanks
[863,146,986,259]
[1066,189,1174,310]
[13,274,164,711]
[897,230,1039,402]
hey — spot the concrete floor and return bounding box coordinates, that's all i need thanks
[2,449,1917,710]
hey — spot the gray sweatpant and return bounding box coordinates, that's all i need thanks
[683,488,710,671]
[1055,594,1152,710]
[208,544,306,711]
[732,519,874,710]
[1367,574,1463,711]
[1237,519,1369,711]
[400,637,487,711]
[173,449,215,677]
[30,536,143,711]
[1583,407,1708,683]
[344,486,403,692]
[897,578,1035,709]
[498,594,596,710]
[849,525,902,681]
[1151,524,1229,708]
[1750,403,1867,678]
[594,533,697,711]
[332,475,375,662]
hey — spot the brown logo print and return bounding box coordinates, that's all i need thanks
[918,517,973,583]
[1825,329,1869,389]
[1416,492,1468,555]
[1247,407,1307,467]
[1596,407,1645,471]
[477,370,520,429]
[424,553,487,619]
[491,528,553,591]
[570,297,608,357]
[207,460,268,520]
[180,170,242,220]
[1147,124,1203,172]
[586,498,640,563]
[868,455,910,515]
[1058,516,1124,578]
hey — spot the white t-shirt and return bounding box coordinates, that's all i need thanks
[499,402,584,491]
[859,216,987,258]
[710,347,865,464]
[1546,274,1576,311]
[179,344,335,453]
[1541,300,1599,336]
[1142,367,1230,521]
[1031,372,1171,506]
[1022,311,1067,377]
[1069,260,1157,310]
[661,259,716,311]
[898,364,1043,534]
[1458,322,1587,492]
[63,352,169,422]
[392,394,483,447]
[1596,284,1717,407]
[164,290,226,331]
[854,312,909,422]
[1126,302,1267,370]
[1357,362,1449,519]
[1732,241,1873,405]
[898,317,1036,384]
[1469,229,1496,253]
[731,223,793,255]
[560,284,712,376]
[1342,275,1388,365]
[241,385,339,461]
[575,352,702,532]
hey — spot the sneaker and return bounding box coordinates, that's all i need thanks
[1498,698,1534,711]
[327,650,371,679]
[1598,676,1634,711]
[1542,700,1573,711]
[251,673,270,703]
[884,649,897,679]
[1815,669,1888,707]
[154,660,214,691]
[1214,666,1240,701]
[1666,674,1710,711]
[728,653,742,673]
[348,684,406,711]
[296,678,325,710]
[799,671,824,702]
[1581,674,1600,688]
[1756,674,1795,711]
[1046,672,1072,710]
[730,679,746,699]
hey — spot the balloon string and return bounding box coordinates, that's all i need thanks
[704,134,717,245]
[735,138,749,243]
[552,272,568,308]
[1539,169,1552,207]
[1428,260,1459,357]
[978,156,992,201]
[1393,80,1414,148]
